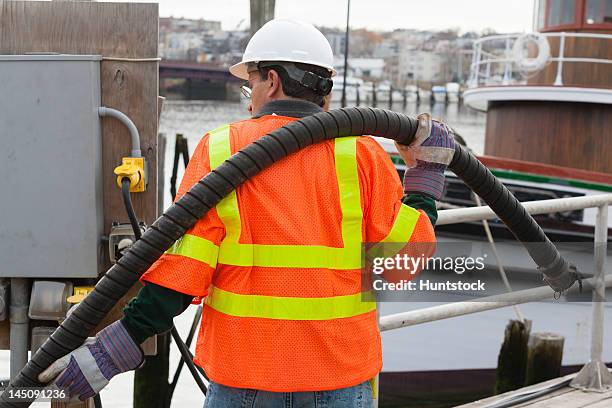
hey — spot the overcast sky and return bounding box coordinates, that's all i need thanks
[102,0,537,33]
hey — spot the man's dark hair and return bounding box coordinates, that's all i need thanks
[259,62,332,107]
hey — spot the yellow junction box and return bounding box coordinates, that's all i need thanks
[67,286,95,304]
[114,157,146,192]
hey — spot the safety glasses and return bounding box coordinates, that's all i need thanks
[240,85,252,99]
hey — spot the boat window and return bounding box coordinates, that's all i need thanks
[585,0,612,24]
[546,0,577,26]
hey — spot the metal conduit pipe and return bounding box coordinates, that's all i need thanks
[98,107,141,157]
[0,107,579,407]
[9,278,29,381]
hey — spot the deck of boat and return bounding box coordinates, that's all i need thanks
[457,372,612,407]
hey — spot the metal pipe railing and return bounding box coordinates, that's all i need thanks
[436,194,612,226]
[590,205,608,364]
[471,32,612,46]
[554,34,566,86]
[470,56,612,69]
[468,31,612,88]
[569,203,612,390]
[378,194,612,391]
[379,274,612,332]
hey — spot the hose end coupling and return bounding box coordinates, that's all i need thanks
[541,262,580,293]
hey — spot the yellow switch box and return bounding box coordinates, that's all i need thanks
[114,157,146,192]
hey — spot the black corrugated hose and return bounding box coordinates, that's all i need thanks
[0,107,579,407]
[166,305,205,404]
[122,177,208,396]
[121,178,143,241]
[169,326,208,394]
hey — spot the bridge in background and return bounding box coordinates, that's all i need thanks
[159,60,240,82]
[159,60,241,100]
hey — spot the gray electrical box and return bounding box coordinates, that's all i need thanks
[0,55,103,278]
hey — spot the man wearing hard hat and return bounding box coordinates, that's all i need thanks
[40,19,454,407]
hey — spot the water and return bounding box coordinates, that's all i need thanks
[0,100,486,407]
[158,100,486,209]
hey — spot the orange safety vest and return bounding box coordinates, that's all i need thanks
[142,114,435,392]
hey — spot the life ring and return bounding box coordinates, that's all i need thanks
[513,33,550,73]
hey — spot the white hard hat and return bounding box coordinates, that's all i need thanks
[230,19,336,80]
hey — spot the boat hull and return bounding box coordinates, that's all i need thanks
[374,138,612,404]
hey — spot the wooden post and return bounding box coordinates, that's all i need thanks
[0,1,161,327]
[525,332,564,386]
[185,78,193,100]
[134,332,171,408]
[372,82,377,107]
[170,134,190,200]
[133,95,170,408]
[158,134,167,212]
[495,319,532,394]
[250,0,275,36]
[1,2,160,406]
[158,96,167,209]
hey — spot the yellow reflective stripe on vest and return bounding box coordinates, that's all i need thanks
[165,234,219,268]
[208,129,363,269]
[381,204,421,243]
[366,204,421,260]
[206,285,375,320]
[208,124,231,169]
[335,137,363,248]
[217,242,361,269]
[208,125,242,243]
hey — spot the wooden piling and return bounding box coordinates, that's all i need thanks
[495,319,532,394]
[372,82,377,107]
[134,333,171,408]
[170,134,190,200]
[525,332,564,386]
[134,108,170,408]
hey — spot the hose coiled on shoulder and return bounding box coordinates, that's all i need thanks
[0,107,577,407]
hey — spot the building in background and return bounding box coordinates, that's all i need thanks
[334,57,385,80]
[321,28,347,57]
[158,16,489,102]
[159,17,225,62]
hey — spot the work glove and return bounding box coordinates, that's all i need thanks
[395,113,456,200]
[38,320,143,401]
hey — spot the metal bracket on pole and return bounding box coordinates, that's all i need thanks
[570,204,612,392]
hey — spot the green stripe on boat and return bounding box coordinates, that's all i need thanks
[388,154,611,192]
